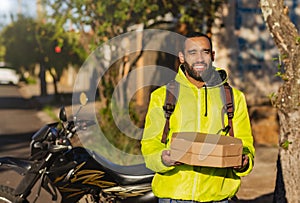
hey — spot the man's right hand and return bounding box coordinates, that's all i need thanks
[161,150,182,166]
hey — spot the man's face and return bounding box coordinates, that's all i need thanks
[179,36,214,81]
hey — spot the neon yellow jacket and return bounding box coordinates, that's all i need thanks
[141,67,255,202]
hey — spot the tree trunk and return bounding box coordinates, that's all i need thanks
[49,69,58,95]
[39,62,47,96]
[260,0,300,202]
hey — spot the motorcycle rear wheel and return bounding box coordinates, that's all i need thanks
[0,185,23,203]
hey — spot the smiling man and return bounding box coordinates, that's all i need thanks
[141,32,255,203]
[179,33,215,88]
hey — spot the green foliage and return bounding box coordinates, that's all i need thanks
[34,21,84,78]
[23,75,37,84]
[268,92,277,106]
[99,104,142,156]
[43,105,59,121]
[272,54,288,81]
[296,36,300,44]
[1,15,85,78]
[280,140,292,150]
[0,37,5,62]
[43,0,224,44]
[1,16,37,71]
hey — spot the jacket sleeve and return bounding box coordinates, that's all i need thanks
[231,89,255,177]
[141,88,175,173]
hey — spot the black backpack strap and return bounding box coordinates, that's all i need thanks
[161,80,179,144]
[223,82,234,137]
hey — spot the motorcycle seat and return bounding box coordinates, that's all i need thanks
[89,150,155,185]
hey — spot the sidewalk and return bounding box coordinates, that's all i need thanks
[236,146,278,202]
[18,81,73,102]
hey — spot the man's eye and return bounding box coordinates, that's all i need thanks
[188,51,197,55]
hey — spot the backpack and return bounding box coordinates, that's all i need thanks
[161,80,234,144]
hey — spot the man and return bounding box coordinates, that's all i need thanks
[141,32,255,203]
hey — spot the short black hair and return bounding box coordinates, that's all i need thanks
[181,32,213,53]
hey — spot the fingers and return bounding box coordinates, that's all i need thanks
[161,150,172,166]
[242,154,249,167]
[233,154,249,170]
[162,150,181,166]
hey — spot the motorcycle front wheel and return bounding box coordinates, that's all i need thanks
[0,185,22,203]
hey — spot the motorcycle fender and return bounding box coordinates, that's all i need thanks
[0,157,31,175]
[120,191,158,203]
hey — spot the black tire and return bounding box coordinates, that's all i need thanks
[0,185,27,203]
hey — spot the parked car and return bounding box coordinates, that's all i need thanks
[0,67,20,85]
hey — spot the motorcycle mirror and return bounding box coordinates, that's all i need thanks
[79,92,88,106]
[59,106,67,122]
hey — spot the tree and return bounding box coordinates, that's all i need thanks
[34,21,84,95]
[1,15,84,96]
[260,0,300,202]
[43,0,224,93]
[43,0,225,106]
[43,0,224,44]
[1,16,37,71]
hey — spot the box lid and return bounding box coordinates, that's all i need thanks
[171,149,242,167]
[171,132,242,157]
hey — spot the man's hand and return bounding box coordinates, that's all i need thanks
[234,154,249,172]
[161,150,181,166]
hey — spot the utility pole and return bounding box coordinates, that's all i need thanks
[36,0,44,22]
[17,0,22,15]
[135,24,144,106]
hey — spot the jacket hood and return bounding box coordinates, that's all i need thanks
[176,64,228,88]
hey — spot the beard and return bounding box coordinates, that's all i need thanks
[184,62,213,82]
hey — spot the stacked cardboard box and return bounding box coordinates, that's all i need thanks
[170,132,243,168]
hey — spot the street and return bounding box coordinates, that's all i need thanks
[0,85,42,157]
[0,84,55,202]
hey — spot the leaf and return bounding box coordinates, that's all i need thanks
[280,140,292,150]
[296,36,300,44]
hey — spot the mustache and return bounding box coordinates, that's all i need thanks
[192,62,207,67]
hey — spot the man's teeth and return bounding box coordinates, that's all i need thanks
[194,65,205,69]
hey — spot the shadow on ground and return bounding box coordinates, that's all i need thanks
[0,132,33,157]
[232,193,273,202]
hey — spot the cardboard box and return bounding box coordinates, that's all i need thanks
[170,132,243,168]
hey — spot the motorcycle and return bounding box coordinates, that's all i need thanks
[0,93,157,203]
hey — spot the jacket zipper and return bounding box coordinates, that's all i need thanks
[192,88,202,200]
[197,89,201,131]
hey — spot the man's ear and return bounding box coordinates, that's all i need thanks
[179,51,185,63]
[211,51,215,61]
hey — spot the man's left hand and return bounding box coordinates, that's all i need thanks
[233,154,249,171]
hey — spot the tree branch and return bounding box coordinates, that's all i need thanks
[260,0,298,57]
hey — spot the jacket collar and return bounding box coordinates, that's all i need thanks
[175,64,228,88]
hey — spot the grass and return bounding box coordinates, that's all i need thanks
[42,105,59,121]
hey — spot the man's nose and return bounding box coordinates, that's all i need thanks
[196,52,205,61]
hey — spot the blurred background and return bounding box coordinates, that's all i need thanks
[1,0,299,201]
[1,0,296,148]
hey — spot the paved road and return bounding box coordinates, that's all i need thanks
[0,85,43,155]
[0,84,55,202]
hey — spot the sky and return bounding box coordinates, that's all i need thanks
[0,0,36,27]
